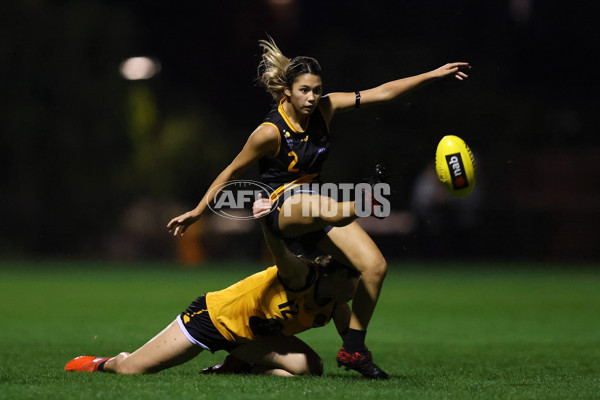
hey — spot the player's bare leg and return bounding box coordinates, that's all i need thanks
[317,222,389,379]
[318,222,386,330]
[277,193,357,237]
[103,320,202,374]
[229,335,323,376]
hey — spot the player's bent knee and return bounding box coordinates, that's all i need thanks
[376,258,388,279]
[284,353,322,376]
[362,256,387,282]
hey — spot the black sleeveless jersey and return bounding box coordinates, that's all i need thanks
[258,99,330,191]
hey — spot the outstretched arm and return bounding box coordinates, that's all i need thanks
[167,124,280,236]
[322,62,470,118]
[253,195,310,290]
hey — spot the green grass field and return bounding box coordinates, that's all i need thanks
[1,260,599,399]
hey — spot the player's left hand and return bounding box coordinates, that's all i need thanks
[432,62,471,80]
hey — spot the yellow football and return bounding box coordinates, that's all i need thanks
[435,135,476,198]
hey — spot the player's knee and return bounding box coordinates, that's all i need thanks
[363,256,387,282]
[286,353,322,376]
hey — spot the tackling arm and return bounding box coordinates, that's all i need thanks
[253,195,311,290]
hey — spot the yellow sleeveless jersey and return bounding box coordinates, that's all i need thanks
[205,266,334,343]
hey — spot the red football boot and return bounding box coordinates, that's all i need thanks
[336,347,389,380]
[65,356,111,372]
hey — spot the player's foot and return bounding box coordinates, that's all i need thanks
[65,356,111,372]
[336,347,389,380]
[362,163,390,220]
[201,355,253,375]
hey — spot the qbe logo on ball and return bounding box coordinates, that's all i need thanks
[207,180,275,220]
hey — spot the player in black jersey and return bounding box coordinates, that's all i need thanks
[168,37,470,377]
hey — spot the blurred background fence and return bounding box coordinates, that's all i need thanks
[1,0,599,263]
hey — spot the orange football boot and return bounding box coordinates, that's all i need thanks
[65,356,111,372]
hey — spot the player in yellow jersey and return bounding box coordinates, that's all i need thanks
[65,207,367,377]
[203,195,389,379]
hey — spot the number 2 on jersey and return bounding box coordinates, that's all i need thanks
[287,151,299,173]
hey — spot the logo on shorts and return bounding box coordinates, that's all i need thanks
[207,180,275,220]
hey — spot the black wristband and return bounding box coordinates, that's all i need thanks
[355,91,361,109]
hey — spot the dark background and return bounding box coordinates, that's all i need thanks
[1,0,599,262]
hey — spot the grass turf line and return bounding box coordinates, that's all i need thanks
[0,260,599,399]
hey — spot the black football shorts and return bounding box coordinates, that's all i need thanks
[177,295,238,352]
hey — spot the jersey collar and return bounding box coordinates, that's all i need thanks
[278,98,303,134]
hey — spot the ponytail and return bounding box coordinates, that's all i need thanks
[258,37,290,101]
[257,37,322,101]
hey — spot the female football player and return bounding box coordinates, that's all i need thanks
[167,37,470,370]
[65,201,367,378]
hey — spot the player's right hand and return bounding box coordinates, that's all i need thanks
[167,211,200,236]
[252,193,273,219]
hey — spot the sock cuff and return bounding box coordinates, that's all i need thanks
[342,328,367,352]
[97,360,108,372]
